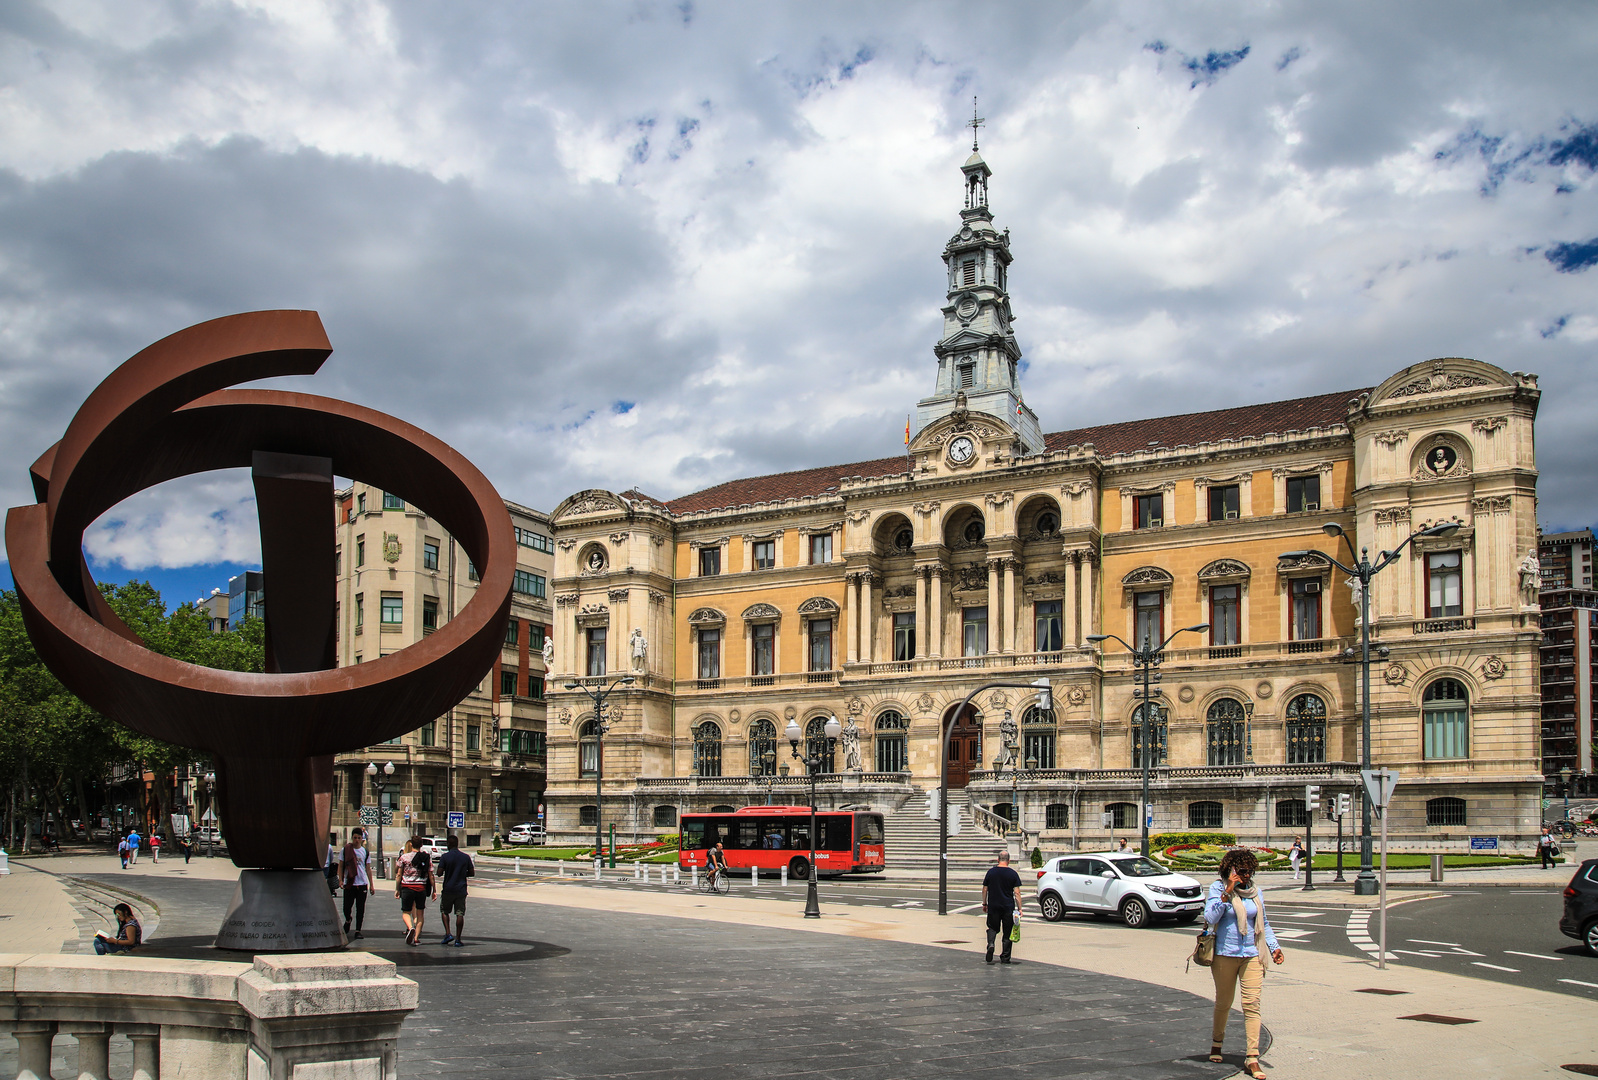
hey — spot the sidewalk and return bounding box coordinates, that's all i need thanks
[483,875,1598,1079]
[0,862,83,954]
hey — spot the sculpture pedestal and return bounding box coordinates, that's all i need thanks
[215,870,347,952]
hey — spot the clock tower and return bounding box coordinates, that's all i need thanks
[912,111,1045,456]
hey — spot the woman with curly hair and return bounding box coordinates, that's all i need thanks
[1205,848,1283,1079]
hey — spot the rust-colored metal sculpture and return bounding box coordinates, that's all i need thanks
[6,312,512,942]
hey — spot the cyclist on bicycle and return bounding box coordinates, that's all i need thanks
[706,842,729,887]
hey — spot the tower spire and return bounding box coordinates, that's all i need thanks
[968,95,985,152]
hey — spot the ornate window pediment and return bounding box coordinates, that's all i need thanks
[688,607,727,627]
[797,596,839,616]
[1198,558,1251,583]
[1121,566,1174,589]
[741,603,781,623]
[1276,551,1331,576]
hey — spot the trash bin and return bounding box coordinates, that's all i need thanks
[1429,853,1445,882]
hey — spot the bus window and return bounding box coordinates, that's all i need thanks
[683,820,706,850]
[824,817,853,851]
[734,821,761,849]
[856,814,884,844]
[791,821,811,851]
[762,825,786,849]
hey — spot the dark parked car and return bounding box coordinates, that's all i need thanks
[1559,858,1598,956]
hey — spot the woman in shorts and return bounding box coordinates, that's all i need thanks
[395,839,435,945]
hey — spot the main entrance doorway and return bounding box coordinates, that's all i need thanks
[942,703,983,789]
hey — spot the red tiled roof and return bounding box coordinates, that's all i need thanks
[664,388,1364,515]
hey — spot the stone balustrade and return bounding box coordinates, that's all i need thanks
[0,951,417,1079]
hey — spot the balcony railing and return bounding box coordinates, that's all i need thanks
[632,772,914,792]
[1286,639,1327,654]
[964,762,1362,785]
[1414,617,1476,634]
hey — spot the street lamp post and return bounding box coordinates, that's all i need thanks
[492,787,501,845]
[203,771,216,858]
[938,677,1053,915]
[1561,766,1573,822]
[785,716,841,917]
[1086,625,1209,857]
[1304,519,1460,895]
[562,676,637,867]
[763,749,778,805]
[366,761,395,879]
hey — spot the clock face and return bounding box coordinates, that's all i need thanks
[948,436,976,463]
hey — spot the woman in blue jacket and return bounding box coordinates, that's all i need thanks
[1205,848,1284,1079]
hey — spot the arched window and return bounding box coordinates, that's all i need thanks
[992,801,1017,824]
[1131,703,1167,768]
[805,716,836,774]
[692,722,722,778]
[1275,798,1307,828]
[579,805,598,826]
[748,719,778,776]
[1045,803,1070,829]
[1022,705,1056,770]
[1426,797,1466,826]
[1106,802,1138,830]
[709,805,736,814]
[1285,693,1327,764]
[875,712,909,773]
[1205,698,1247,766]
[1188,801,1224,829]
[578,720,599,779]
[1423,679,1469,759]
[652,805,677,827]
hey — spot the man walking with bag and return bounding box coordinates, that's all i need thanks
[981,849,1023,964]
[341,828,371,939]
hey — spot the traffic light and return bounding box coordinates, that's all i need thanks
[1305,784,1321,812]
[1337,792,1352,818]
[925,789,942,820]
[947,804,963,836]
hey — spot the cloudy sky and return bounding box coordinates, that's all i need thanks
[1,1,1594,602]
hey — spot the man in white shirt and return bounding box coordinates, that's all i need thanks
[340,828,372,939]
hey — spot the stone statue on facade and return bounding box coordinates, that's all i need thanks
[1345,576,1364,623]
[629,628,648,672]
[840,715,863,772]
[999,710,1019,764]
[542,637,554,667]
[1518,552,1541,605]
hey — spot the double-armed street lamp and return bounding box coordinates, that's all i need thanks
[1286,518,1460,895]
[785,715,841,918]
[562,675,636,867]
[365,761,394,878]
[1086,624,1210,857]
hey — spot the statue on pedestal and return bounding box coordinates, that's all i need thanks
[1519,552,1541,606]
[629,628,648,672]
[840,715,863,772]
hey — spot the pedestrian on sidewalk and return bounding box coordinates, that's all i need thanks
[981,849,1023,965]
[1205,849,1284,1080]
[150,834,160,863]
[126,828,140,866]
[395,838,434,945]
[182,834,192,864]
[341,828,371,939]
[436,835,475,947]
[92,903,143,955]
[1538,826,1557,869]
[117,835,129,869]
[1288,836,1303,881]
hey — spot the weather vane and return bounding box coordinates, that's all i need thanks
[968,95,985,151]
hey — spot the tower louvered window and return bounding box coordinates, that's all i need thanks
[962,259,976,286]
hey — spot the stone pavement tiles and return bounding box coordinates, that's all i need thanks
[0,861,92,953]
[90,873,1251,1080]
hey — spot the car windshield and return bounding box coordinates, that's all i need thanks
[1108,857,1169,878]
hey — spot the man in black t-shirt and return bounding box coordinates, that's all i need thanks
[981,850,1023,964]
[436,835,475,947]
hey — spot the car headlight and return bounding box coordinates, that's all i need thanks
[1146,884,1175,896]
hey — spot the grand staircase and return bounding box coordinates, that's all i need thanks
[884,789,1011,873]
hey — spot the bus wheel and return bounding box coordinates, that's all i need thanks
[789,856,810,880]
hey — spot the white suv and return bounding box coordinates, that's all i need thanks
[506,823,545,845]
[1035,852,1205,928]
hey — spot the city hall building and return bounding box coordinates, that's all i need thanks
[542,147,1545,852]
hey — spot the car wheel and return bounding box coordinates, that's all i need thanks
[1174,912,1200,926]
[789,856,810,880]
[1584,919,1598,957]
[1120,896,1151,929]
[1039,891,1066,922]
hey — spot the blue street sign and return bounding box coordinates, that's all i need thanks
[447,811,465,829]
[1469,836,1498,851]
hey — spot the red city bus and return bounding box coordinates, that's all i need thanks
[679,806,885,879]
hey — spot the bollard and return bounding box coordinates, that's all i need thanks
[673,866,680,884]
[594,859,602,880]
[634,864,641,881]
[781,864,787,886]
[1429,853,1445,882]
[514,856,521,874]
[691,865,698,889]
[751,864,758,886]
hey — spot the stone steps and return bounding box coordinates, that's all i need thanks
[886,790,1009,870]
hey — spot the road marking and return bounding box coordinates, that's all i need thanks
[1407,939,1460,947]
[1502,950,1562,961]
[951,903,983,914]
[1271,928,1317,940]
[1558,979,1598,989]
[1471,962,1519,972]
[1392,949,1443,957]
[1275,911,1326,919]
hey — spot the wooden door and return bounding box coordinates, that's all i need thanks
[944,704,983,789]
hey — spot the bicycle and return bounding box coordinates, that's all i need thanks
[698,866,731,895]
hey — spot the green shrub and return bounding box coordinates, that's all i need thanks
[1150,832,1237,848]
[1030,846,1043,868]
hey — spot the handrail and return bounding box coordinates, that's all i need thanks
[968,803,1011,839]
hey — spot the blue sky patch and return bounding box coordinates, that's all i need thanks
[1185,45,1250,88]
[1548,122,1598,171]
[1546,238,1598,273]
[1276,46,1302,71]
[613,400,636,414]
[1541,315,1569,339]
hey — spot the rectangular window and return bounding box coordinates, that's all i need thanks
[809,533,832,565]
[420,721,435,747]
[1134,591,1162,649]
[1046,804,1069,829]
[697,628,721,679]
[752,623,775,675]
[423,541,439,571]
[808,619,833,671]
[504,620,519,646]
[1208,484,1241,521]
[335,549,341,576]
[501,669,519,697]
[586,626,607,677]
[357,492,366,515]
[1291,578,1322,640]
[420,784,434,812]
[422,598,438,633]
[1035,600,1063,653]
[515,526,553,553]
[752,539,775,570]
[698,546,721,576]
[467,560,480,582]
[1426,552,1463,617]
[526,676,544,699]
[383,492,404,511]
[513,569,546,597]
[962,606,989,656]
[466,786,479,813]
[380,595,403,625]
[1286,475,1321,513]
[530,624,546,651]
[1210,585,1240,646]
[962,259,976,286]
[355,536,365,567]
[500,788,516,814]
[467,725,480,752]
[1135,494,1163,529]
[958,363,975,389]
[354,595,364,630]
[893,613,916,661]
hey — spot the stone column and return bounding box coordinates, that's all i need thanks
[8,1021,55,1080]
[987,559,1001,653]
[123,1023,160,1080]
[845,573,859,664]
[1064,551,1079,646]
[915,568,928,659]
[929,566,944,658]
[1082,556,1098,638]
[1003,559,1017,653]
[860,573,874,664]
[63,1022,111,1080]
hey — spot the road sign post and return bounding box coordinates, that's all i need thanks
[1303,785,1320,891]
[446,811,465,830]
[1359,768,1399,969]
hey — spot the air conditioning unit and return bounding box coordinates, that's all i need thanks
[1224,510,1240,520]
[1304,501,1320,511]
[1148,518,1163,528]
[1303,580,1322,594]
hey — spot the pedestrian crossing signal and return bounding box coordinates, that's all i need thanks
[1305,785,1321,812]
